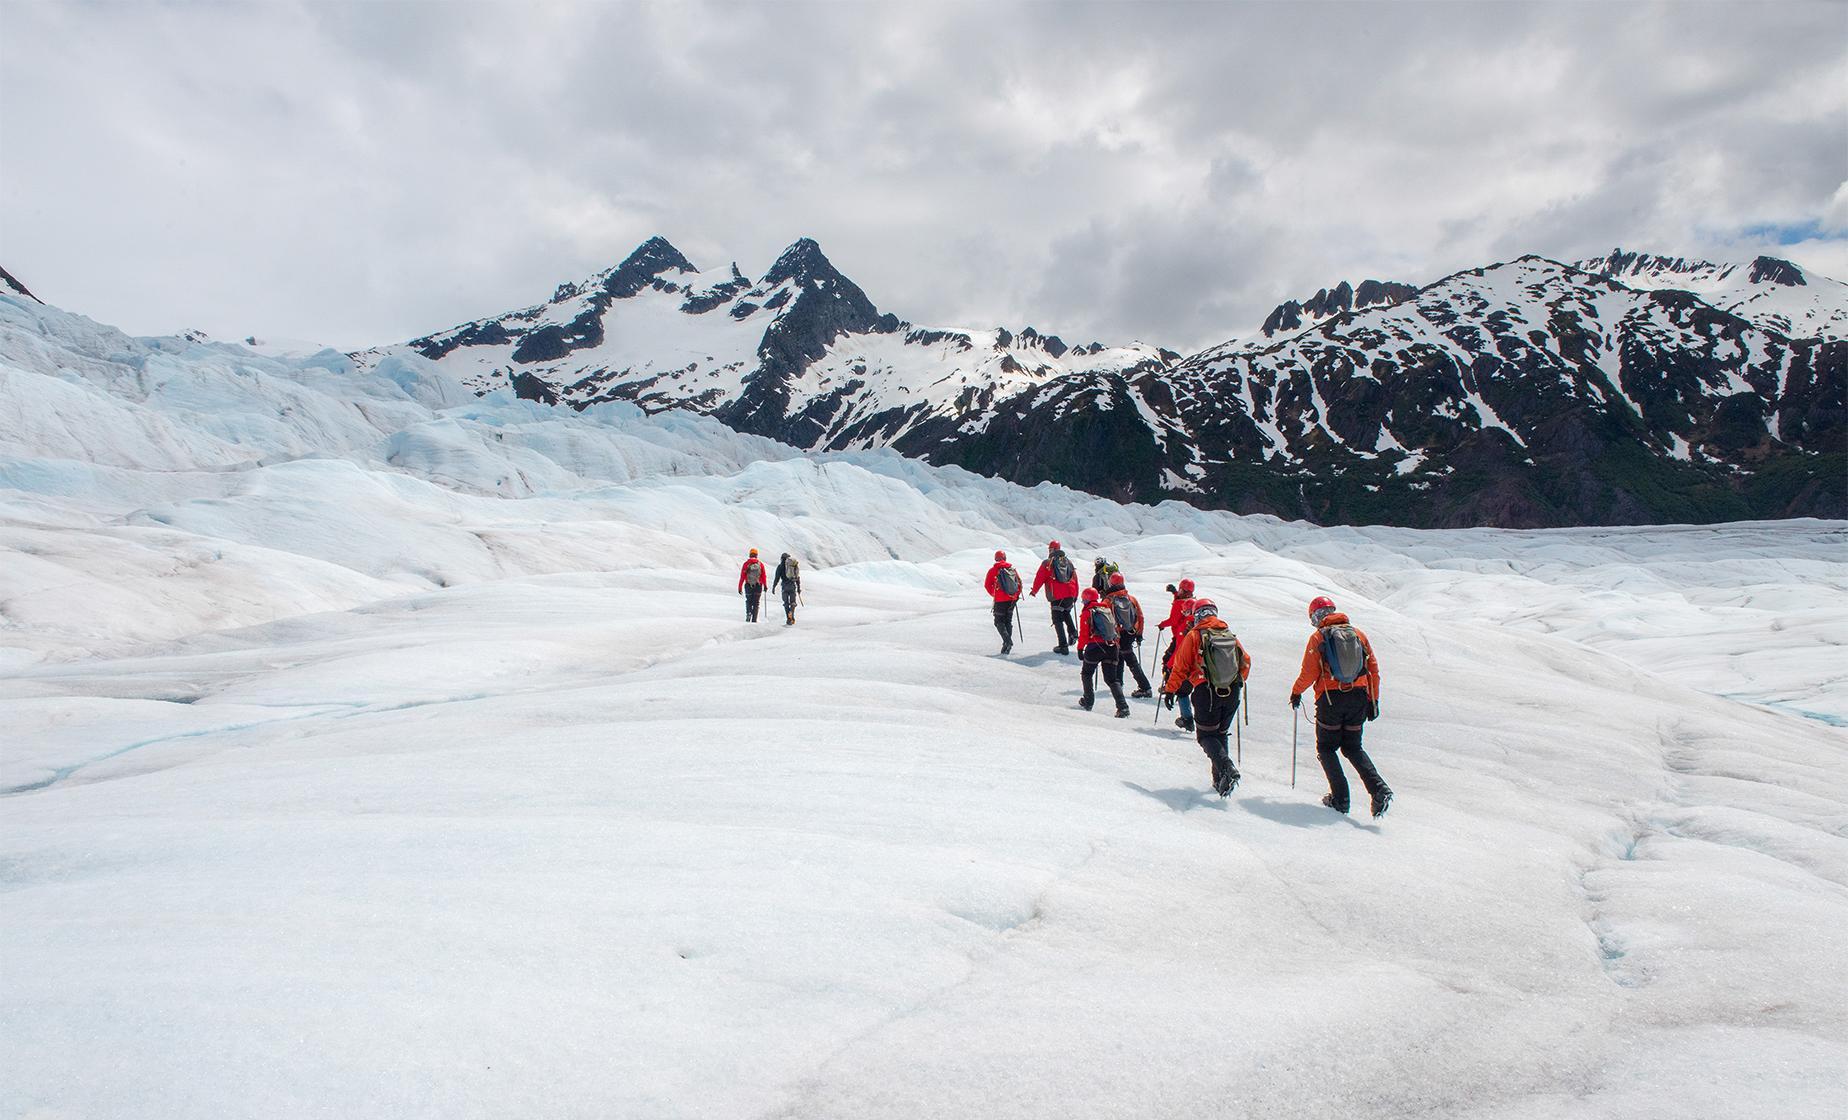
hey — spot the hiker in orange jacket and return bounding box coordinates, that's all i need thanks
[1163,598,1251,796]
[738,549,768,622]
[1290,596,1392,817]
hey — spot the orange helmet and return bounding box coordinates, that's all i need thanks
[749,548,758,557]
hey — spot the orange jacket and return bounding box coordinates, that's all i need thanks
[1290,612,1380,700]
[1163,618,1251,693]
[738,558,767,592]
[1158,595,1195,634]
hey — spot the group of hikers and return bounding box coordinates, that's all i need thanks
[985,542,1394,816]
[730,540,1393,816]
[736,548,803,625]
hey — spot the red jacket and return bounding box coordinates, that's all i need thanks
[738,557,767,592]
[1076,600,1118,652]
[984,561,1022,602]
[1163,618,1251,693]
[1030,552,1080,601]
[1291,612,1379,700]
[1158,595,1196,635]
[1103,588,1144,638]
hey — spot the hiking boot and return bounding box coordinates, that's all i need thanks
[1000,642,1012,655]
[1176,716,1195,732]
[1216,768,1239,798]
[1371,788,1393,819]
[1321,793,1349,814]
[1130,688,1153,699]
[1054,645,1070,656]
[1114,706,1130,718]
[1078,698,1094,711]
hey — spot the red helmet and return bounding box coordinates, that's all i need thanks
[994,550,1007,561]
[1081,587,1100,604]
[1192,599,1218,623]
[1048,540,1061,550]
[1178,578,1194,595]
[1108,572,1125,588]
[1308,595,1336,622]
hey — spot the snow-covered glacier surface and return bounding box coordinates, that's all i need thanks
[2,292,1844,1118]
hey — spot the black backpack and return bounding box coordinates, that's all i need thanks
[1088,603,1120,644]
[996,565,1021,598]
[1049,551,1075,584]
[1109,594,1138,637]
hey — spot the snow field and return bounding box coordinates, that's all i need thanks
[2,290,1846,1117]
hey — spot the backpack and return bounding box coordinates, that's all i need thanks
[1200,629,1247,696]
[745,560,764,585]
[995,565,1021,598]
[1049,551,1075,584]
[1320,623,1366,686]
[785,558,800,584]
[1087,604,1119,644]
[1109,594,1138,638]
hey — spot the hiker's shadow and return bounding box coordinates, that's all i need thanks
[1008,652,1068,668]
[1122,781,1222,812]
[1242,795,1380,832]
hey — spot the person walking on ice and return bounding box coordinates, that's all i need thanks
[1103,572,1154,698]
[984,550,1023,655]
[1157,579,1198,730]
[1290,596,1393,818]
[1030,540,1080,655]
[772,552,802,626]
[1162,598,1250,797]
[1076,587,1129,717]
[738,548,768,622]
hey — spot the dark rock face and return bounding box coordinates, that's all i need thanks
[1261,279,1418,338]
[1748,256,1806,287]
[0,265,39,303]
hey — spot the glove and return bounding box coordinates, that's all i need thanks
[1290,693,1302,710]
[1368,700,1380,721]
[1162,692,1176,710]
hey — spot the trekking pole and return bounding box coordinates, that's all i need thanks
[1149,631,1165,726]
[1291,706,1299,788]
[1236,706,1242,767]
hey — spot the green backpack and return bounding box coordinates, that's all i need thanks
[1200,629,1247,696]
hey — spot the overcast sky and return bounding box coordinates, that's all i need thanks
[4,1,1845,351]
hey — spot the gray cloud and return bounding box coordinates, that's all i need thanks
[3,0,1844,352]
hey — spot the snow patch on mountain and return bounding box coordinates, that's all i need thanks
[1577,247,1848,340]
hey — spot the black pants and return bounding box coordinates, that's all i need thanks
[1316,689,1388,811]
[1081,644,1125,710]
[744,584,763,621]
[992,600,1016,647]
[780,582,798,620]
[1118,637,1151,691]
[1050,597,1077,651]
[1191,681,1241,781]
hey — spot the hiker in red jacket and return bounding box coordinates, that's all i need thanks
[1029,540,1081,654]
[1103,572,1154,697]
[1290,596,1393,818]
[984,550,1023,655]
[737,549,768,622]
[1076,587,1128,717]
[1157,579,1197,730]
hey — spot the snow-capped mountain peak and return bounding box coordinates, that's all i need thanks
[1575,246,1846,338]
[1259,278,1419,340]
